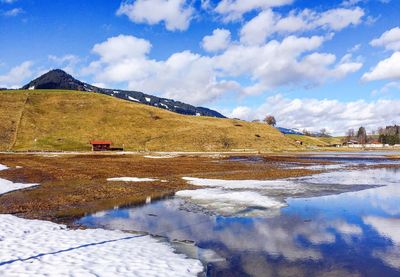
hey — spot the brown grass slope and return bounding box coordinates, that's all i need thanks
[0,90,299,151]
[286,134,342,147]
[0,91,29,150]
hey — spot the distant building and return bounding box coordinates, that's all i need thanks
[328,143,342,148]
[343,140,359,146]
[90,140,112,151]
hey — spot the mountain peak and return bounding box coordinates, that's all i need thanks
[46,69,70,76]
[21,69,86,91]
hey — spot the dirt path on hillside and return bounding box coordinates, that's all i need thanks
[8,92,30,151]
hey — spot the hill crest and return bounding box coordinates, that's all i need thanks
[22,69,225,118]
[0,89,298,152]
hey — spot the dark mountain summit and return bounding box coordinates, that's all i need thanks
[22,69,87,91]
[22,69,225,118]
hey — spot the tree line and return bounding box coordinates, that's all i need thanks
[252,114,400,146]
[344,127,368,144]
[378,125,400,145]
[344,125,400,145]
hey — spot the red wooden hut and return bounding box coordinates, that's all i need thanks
[90,140,112,151]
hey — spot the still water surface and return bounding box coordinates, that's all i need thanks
[78,155,400,276]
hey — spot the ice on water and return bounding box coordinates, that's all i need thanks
[178,166,398,216]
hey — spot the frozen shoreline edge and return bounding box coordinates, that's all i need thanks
[0,164,203,276]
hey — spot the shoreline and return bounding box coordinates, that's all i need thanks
[0,152,398,225]
[0,146,399,157]
[0,153,328,224]
[0,153,399,276]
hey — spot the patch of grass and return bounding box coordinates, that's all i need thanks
[35,137,90,151]
[0,90,299,152]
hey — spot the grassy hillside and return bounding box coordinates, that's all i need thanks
[0,92,28,150]
[0,90,299,152]
[286,134,342,147]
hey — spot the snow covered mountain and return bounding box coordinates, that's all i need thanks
[277,127,304,135]
[21,69,225,118]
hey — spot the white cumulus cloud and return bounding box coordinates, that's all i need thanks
[240,7,364,45]
[362,52,400,81]
[84,33,362,105]
[92,34,152,62]
[229,106,255,120]
[116,0,194,31]
[217,35,362,93]
[370,26,400,51]
[314,7,364,30]
[48,54,80,76]
[84,35,231,105]
[0,61,33,88]
[201,28,231,52]
[214,0,293,22]
[229,94,400,135]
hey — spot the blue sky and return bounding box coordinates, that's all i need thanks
[1,0,400,134]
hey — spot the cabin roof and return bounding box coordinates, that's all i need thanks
[90,140,112,145]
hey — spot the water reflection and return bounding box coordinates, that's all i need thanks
[78,167,400,276]
[176,167,398,217]
[363,216,400,270]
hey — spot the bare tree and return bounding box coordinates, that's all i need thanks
[319,128,329,137]
[302,129,311,136]
[263,115,277,126]
[345,128,355,142]
[346,129,355,137]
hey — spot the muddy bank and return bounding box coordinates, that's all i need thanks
[0,154,322,224]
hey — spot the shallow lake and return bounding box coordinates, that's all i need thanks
[78,155,400,276]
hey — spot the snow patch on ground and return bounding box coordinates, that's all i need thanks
[0,179,38,195]
[145,97,151,102]
[128,96,140,102]
[40,154,60,157]
[107,177,158,182]
[0,215,203,276]
[0,164,203,276]
[0,164,38,195]
[144,155,178,159]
